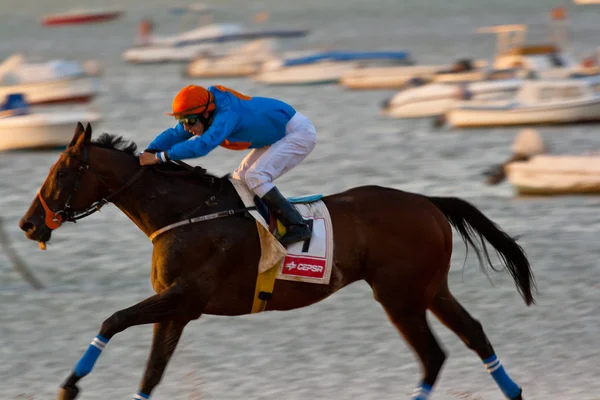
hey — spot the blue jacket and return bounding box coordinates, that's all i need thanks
[147,86,296,160]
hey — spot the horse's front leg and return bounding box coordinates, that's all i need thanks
[57,283,200,400]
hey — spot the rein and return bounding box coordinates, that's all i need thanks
[38,146,145,230]
[39,147,254,240]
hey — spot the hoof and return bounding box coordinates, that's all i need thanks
[57,386,79,400]
[510,389,523,400]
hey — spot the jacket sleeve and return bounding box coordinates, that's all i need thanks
[146,123,192,151]
[166,111,241,160]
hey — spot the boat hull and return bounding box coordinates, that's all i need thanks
[0,111,101,151]
[42,11,122,26]
[507,156,600,195]
[123,44,214,64]
[253,61,357,85]
[447,99,600,127]
[185,59,261,78]
[382,80,520,118]
[0,76,101,105]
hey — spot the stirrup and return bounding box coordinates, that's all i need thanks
[278,221,313,246]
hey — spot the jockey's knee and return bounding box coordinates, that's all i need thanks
[242,169,273,197]
[232,168,247,182]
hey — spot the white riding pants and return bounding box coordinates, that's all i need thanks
[232,112,316,198]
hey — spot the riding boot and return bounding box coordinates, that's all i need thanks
[261,186,312,246]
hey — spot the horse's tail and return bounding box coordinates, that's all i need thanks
[428,196,536,306]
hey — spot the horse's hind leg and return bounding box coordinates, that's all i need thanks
[371,281,446,399]
[430,280,523,400]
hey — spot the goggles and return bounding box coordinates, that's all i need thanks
[176,114,201,126]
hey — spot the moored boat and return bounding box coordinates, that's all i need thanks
[0,94,101,151]
[446,76,600,128]
[41,8,123,26]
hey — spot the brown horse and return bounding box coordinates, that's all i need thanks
[19,123,535,400]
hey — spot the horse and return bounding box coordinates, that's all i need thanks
[19,123,535,400]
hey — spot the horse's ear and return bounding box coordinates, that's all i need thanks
[69,122,86,148]
[85,122,92,136]
[68,121,93,150]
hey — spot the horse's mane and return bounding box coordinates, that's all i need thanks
[92,133,138,154]
[91,133,227,184]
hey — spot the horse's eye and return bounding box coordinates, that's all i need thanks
[57,171,68,179]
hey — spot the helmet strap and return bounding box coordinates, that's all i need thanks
[198,110,215,131]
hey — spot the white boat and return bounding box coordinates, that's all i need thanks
[123,23,242,64]
[340,59,488,90]
[185,39,277,78]
[124,6,308,64]
[0,54,102,81]
[506,155,600,195]
[253,50,411,85]
[445,76,600,128]
[0,54,102,105]
[381,70,521,119]
[0,75,101,105]
[124,26,308,64]
[486,128,600,195]
[0,94,101,151]
[380,22,593,119]
[344,23,579,91]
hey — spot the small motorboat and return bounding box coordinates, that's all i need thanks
[340,59,488,90]
[124,6,308,64]
[445,76,600,128]
[41,8,123,26]
[0,94,101,151]
[184,39,277,78]
[124,26,308,64]
[253,50,411,85]
[381,70,521,119]
[0,54,102,105]
[485,128,600,195]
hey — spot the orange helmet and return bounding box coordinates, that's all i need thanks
[167,85,216,117]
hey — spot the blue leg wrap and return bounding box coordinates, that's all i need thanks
[133,392,150,400]
[411,382,432,399]
[483,355,521,399]
[74,335,109,378]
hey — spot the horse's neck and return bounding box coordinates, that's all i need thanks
[109,167,232,238]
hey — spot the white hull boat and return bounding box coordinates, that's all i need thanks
[0,54,102,81]
[0,109,101,151]
[0,54,102,104]
[253,50,411,85]
[184,39,276,78]
[340,65,442,90]
[340,60,488,90]
[124,23,308,64]
[0,76,101,105]
[254,60,358,85]
[381,78,521,119]
[446,77,600,127]
[124,22,242,63]
[484,128,600,195]
[506,155,600,195]
[124,43,215,64]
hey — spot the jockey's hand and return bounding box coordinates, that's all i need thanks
[139,152,160,166]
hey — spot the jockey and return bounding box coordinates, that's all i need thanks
[139,84,316,246]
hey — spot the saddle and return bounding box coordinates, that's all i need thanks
[252,193,321,250]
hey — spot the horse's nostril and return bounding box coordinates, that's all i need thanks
[20,220,35,234]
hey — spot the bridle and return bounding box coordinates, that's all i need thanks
[37,146,145,230]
